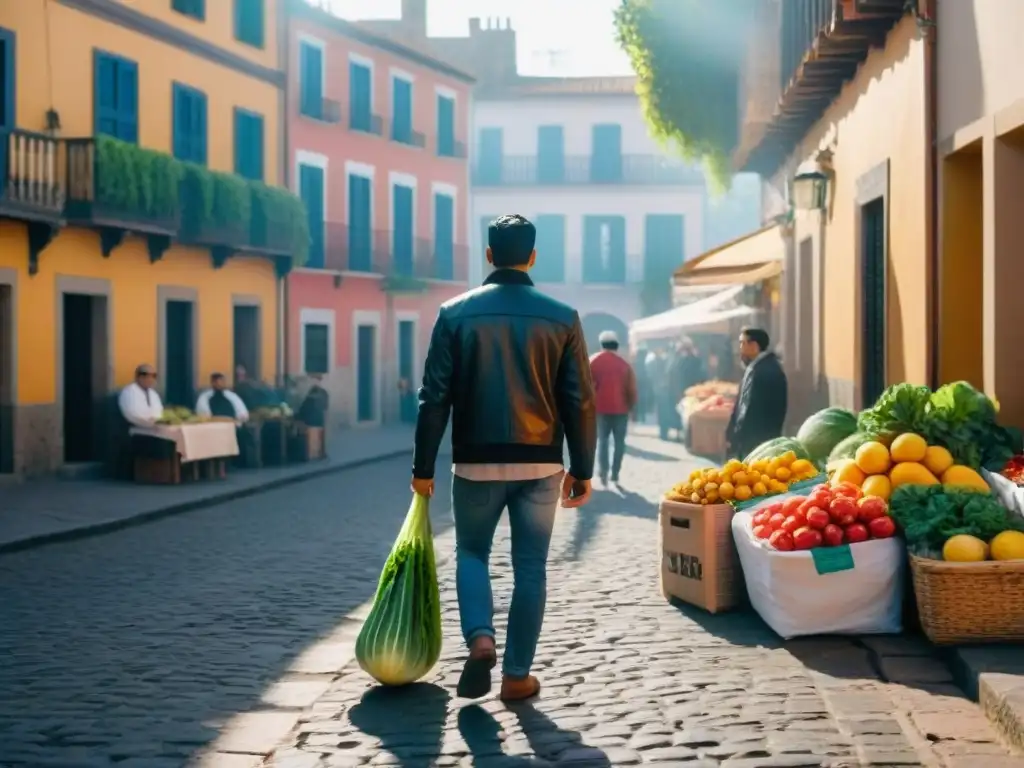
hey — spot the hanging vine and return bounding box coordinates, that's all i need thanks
[614,0,755,189]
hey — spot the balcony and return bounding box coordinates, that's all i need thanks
[65,136,180,258]
[350,112,384,136]
[390,123,427,149]
[472,154,705,187]
[1,129,65,224]
[319,224,468,282]
[437,138,467,160]
[735,0,906,175]
[300,96,342,124]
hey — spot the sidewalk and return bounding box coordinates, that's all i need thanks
[0,425,417,554]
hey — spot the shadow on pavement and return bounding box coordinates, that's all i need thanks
[563,483,653,562]
[623,444,679,462]
[459,703,609,766]
[349,683,450,767]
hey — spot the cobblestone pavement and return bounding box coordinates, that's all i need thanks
[266,434,1024,768]
[0,455,454,768]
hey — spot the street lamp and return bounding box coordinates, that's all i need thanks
[792,150,832,212]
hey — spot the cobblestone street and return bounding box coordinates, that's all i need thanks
[2,434,1021,768]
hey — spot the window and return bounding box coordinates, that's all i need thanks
[234,0,264,49]
[93,50,138,142]
[436,93,455,156]
[476,127,502,184]
[433,191,454,280]
[861,197,887,407]
[299,41,324,119]
[533,215,566,283]
[233,108,264,181]
[347,173,373,271]
[0,27,14,132]
[582,215,626,283]
[391,75,413,144]
[349,60,372,133]
[590,123,623,182]
[172,83,207,164]
[303,323,329,375]
[392,182,414,276]
[172,0,205,21]
[298,163,325,268]
[536,125,564,184]
[643,214,684,282]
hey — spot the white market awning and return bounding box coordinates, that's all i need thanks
[673,224,786,287]
[629,285,757,343]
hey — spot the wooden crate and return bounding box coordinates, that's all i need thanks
[688,410,730,460]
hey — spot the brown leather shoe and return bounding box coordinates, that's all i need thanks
[456,639,497,699]
[499,674,541,702]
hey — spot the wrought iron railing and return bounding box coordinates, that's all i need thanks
[473,154,705,186]
[314,224,467,280]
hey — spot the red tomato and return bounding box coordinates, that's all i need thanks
[764,501,785,516]
[769,530,795,551]
[782,497,806,517]
[797,499,818,518]
[805,507,831,530]
[781,513,808,534]
[844,523,870,544]
[822,524,845,547]
[752,524,773,540]
[812,483,830,495]
[810,489,834,508]
[752,510,771,528]
[768,512,787,530]
[829,496,859,526]
[857,496,889,522]
[832,481,864,501]
[868,516,897,539]
[792,526,824,551]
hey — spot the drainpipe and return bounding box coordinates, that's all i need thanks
[279,0,291,387]
[921,0,939,388]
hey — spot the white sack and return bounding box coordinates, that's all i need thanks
[732,510,905,639]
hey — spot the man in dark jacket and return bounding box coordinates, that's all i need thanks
[411,214,597,704]
[726,327,788,460]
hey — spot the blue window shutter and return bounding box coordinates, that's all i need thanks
[235,0,264,48]
[643,214,685,282]
[392,184,414,276]
[195,91,207,165]
[300,43,322,118]
[533,215,565,282]
[392,77,412,142]
[349,63,371,131]
[299,164,325,268]
[437,95,454,156]
[433,193,454,280]
[536,126,564,184]
[234,109,263,180]
[348,174,372,271]
[583,216,625,283]
[478,128,502,183]
[94,52,117,137]
[249,113,264,180]
[0,28,13,131]
[116,56,138,143]
[172,85,187,159]
[590,124,622,182]
[233,109,246,176]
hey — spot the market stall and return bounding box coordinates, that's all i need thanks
[131,417,239,484]
[679,381,737,459]
[628,285,757,345]
[656,380,1024,643]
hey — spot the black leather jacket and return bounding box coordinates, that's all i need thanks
[413,269,597,481]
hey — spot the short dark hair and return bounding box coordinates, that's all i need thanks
[741,327,770,352]
[488,214,536,268]
[211,372,225,382]
[601,340,619,351]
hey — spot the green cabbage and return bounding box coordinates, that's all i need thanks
[355,493,441,686]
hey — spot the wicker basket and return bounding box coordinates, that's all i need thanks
[910,554,1024,644]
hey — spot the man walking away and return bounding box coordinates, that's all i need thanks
[411,214,597,703]
[589,330,637,485]
[725,327,788,460]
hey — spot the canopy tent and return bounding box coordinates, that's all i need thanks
[629,285,758,344]
[674,223,786,287]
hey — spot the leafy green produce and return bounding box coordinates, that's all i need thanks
[355,494,441,686]
[857,383,932,439]
[888,484,1024,557]
[925,381,1021,470]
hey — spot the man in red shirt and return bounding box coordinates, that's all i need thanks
[589,331,638,484]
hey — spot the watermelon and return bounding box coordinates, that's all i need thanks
[744,437,811,465]
[827,431,874,463]
[796,408,859,463]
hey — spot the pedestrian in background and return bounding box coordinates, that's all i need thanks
[411,214,597,703]
[589,330,637,485]
[725,327,788,460]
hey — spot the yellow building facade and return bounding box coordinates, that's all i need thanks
[936,0,1024,430]
[0,0,306,476]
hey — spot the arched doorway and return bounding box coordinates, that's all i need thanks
[581,312,629,355]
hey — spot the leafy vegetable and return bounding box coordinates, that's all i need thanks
[355,494,441,686]
[888,484,1024,557]
[925,381,1021,470]
[856,383,932,439]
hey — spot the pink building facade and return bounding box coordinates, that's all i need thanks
[286,3,474,426]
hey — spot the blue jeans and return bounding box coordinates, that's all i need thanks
[451,472,561,678]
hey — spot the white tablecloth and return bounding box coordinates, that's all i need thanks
[130,422,240,462]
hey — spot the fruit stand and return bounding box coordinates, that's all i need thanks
[679,381,737,459]
[131,409,239,484]
[658,380,1024,644]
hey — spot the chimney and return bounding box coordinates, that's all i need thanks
[400,0,427,38]
[469,17,481,34]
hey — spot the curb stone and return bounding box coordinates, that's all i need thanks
[0,449,411,556]
[945,647,1024,752]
